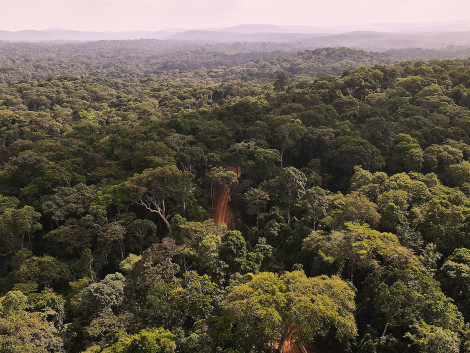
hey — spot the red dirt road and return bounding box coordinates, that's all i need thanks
[212,166,241,229]
[213,184,232,228]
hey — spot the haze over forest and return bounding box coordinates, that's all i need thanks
[6,22,470,48]
[3,0,470,31]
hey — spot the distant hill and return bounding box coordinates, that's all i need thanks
[385,46,470,59]
[203,47,400,82]
[166,30,316,42]
[165,29,470,52]
[5,36,470,85]
[0,41,400,84]
[221,24,289,33]
[0,40,300,83]
[298,31,470,51]
[219,24,329,34]
[3,26,470,53]
[0,29,173,42]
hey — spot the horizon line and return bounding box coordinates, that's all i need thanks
[3,19,470,33]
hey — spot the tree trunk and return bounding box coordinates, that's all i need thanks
[138,198,172,231]
[277,327,291,353]
[211,181,214,207]
[382,321,389,337]
[160,214,171,231]
[287,202,291,225]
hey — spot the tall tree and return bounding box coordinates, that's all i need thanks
[220,271,357,352]
[125,165,194,230]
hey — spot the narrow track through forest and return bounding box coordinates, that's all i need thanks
[212,166,241,229]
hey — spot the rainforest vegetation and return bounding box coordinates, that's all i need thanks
[3,44,470,352]
[0,42,397,84]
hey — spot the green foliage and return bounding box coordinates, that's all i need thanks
[42,183,98,223]
[102,328,176,353]
[405,322,460,353]
[125,165,195,230]
[143,273,218,330]
[440,248,470,318]
[274,72,288,92]
[0,200,41,256]
[219,271,357,351]
[14,256,72,291]
[244,187,270,227]
[389,134,424,172]
[79,273,126,320]
[0,290,64,352]
[3,45,470,353]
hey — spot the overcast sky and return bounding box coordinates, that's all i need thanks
[1,0,470,31]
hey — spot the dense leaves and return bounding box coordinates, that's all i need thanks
[3,46,470,352]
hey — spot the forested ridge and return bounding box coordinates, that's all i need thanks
[3,49,470,352]
[0,43,397,84]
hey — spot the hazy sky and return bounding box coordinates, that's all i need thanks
[1,0,470,31]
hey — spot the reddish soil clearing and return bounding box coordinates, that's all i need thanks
[212,166,241,229]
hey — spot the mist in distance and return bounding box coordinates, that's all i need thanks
[1,0,470,32]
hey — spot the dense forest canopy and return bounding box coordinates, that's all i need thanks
[0,42,398,84]
[3,39,470,85]
[3,44,470,352]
